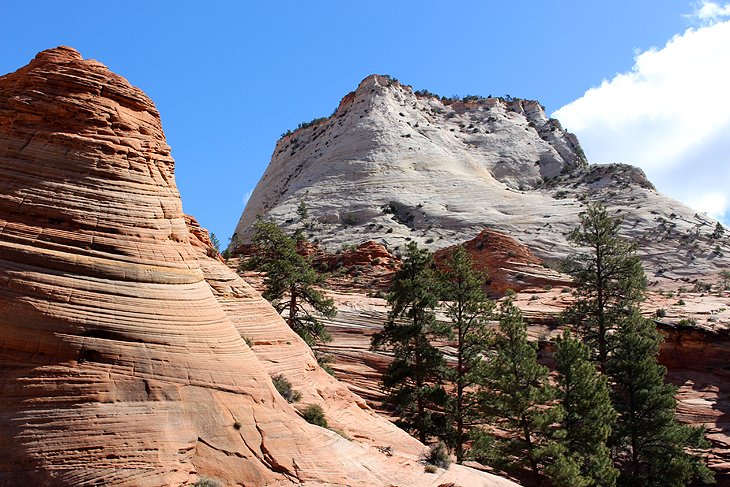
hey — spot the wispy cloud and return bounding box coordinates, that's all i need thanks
[688,1,730,23]
[553,18,730,224]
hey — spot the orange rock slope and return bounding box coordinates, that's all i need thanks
[0,47,517,486]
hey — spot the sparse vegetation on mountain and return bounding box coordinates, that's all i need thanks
[301,404,328,428]
[719,270,730,293]
[438,246,494,463]
[370,242,450,444]
[422,441,451,470]
[209,232,221,257]
[711,222,725,239]
[241,219,336,347]
[272,374,302,403]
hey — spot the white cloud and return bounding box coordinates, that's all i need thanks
[689,1,730,23]
[553,19,730,224]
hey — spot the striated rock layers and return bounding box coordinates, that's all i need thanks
[0,48,517,486]
[232,74,730,287]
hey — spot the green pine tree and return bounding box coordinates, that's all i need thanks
[564,202,647,372]
[608,310,714,487]
[439,245,494,463]
[472,296,554,484]
[371,242,450,444]
[241,219,336,346]
[547,330,618,487]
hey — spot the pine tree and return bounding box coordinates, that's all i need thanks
[472,296,554,483]
[608,310,714,487]
[439,245,493,462]
[371,242,450,444]
[547,330,618,487]
[564,202,646,372]
[241,219,336,346]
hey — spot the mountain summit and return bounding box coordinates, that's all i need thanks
[233,74,728,286]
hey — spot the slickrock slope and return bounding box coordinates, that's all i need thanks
[233,74,729,287]
[0,48,518,487]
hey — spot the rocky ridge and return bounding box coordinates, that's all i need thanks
[0,47,517,487]
[232,74,730,287]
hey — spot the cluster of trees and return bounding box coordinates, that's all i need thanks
[371,203,714,486]
[240,205,714,485]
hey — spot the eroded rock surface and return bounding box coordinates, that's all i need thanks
[0,48,517,487]
[232,75,729,288]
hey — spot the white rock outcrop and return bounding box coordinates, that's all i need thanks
[233,75,729,287]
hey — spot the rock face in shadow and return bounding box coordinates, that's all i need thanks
[0,47,518,487]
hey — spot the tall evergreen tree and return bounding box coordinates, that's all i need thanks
[472,296,554,483]
[439,246,494,463]
[547,330,618,487]
[241,219,336,346]
[564,204,713,486]
[371,242,450,443]
[608,310,714,487]
[564,203,646,372]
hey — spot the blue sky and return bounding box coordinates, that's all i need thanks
[1,1,725,241]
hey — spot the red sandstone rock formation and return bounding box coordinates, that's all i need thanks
[0,47,517,486]
[434,228,571,295]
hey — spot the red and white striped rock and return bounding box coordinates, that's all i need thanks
[0,47,517,487]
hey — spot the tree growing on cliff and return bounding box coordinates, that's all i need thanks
[438,245,493,463]
[471,296,554,484]
[371,242,451,444]
[241,219,336,346]
[563,202,646,372]
[608,310,714,487]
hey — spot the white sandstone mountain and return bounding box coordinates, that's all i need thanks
[233,75,729,287]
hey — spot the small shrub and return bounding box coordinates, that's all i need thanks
[693,281,712,293]
[424,464,438,474]
[328,427,351,440]
[272,374,302,403]
[243,336,254,348]
[678,318,697,327]
[343,213,358,225]
[233,421,241,430]
[655,308,667,318]
[421,441,451,470]
[301,404,328,428]
[561,287,571,293]
[194,478,222,487]
[677,299,686,306]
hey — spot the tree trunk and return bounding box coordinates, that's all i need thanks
[288,285,297,330]
[456,317,464,462]
[522,415,540,484]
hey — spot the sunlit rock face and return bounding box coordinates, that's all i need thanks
[233,74,729,287]
[0,47,518,487]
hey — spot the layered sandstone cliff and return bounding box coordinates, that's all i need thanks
[0,48,517,487]
[232,75,729,287]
